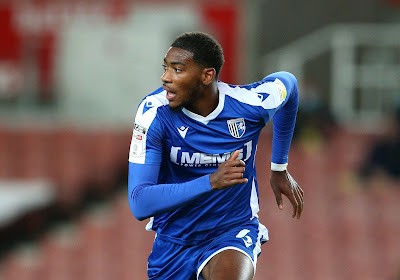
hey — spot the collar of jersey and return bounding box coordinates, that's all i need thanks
[181,87,225,125]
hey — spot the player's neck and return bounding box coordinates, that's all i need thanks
[185,82,219,117]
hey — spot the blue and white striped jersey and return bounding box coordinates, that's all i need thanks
[128,71,298,245]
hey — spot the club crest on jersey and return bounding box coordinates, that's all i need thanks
[227,118,246,138]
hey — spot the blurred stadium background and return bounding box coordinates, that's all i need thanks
[0,0,400,279]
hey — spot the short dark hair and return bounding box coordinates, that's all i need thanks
[171,32,224,77]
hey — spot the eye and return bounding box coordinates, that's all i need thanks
[175,68,182,73]
[162,64,167,71]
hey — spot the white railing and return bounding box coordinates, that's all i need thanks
[263,24,400,132]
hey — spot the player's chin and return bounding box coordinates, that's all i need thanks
[168,101,184,112]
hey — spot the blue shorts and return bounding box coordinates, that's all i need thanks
[147,218,269,280]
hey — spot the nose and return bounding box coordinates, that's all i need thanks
[161,68,172,84]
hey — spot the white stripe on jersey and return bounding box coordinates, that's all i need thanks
[250,178,259,219]
[220,79,286,110]
[146,217,154,231]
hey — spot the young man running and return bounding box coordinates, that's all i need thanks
[128,31,304,280]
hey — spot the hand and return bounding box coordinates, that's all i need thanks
[209,150,248,190]
[270,170,304,219]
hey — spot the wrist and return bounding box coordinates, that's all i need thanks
[271,162,287,171]
[209,173,218,190]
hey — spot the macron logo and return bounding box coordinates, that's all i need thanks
[236,229,253,248]
[177,126,189,138]
[142,100,154,114]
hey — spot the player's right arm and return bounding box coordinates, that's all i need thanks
[128,162,212,221]
[129,154,247,221]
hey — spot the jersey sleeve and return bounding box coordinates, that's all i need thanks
[264,71,299,169]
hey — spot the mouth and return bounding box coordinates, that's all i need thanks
[163,85,176,101]
[166,91,176,101]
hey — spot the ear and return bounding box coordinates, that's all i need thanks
[202,68,216,85]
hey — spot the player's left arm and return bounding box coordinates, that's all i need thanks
[265,71,304,219]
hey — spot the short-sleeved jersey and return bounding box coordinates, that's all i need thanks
[129,76,288,245]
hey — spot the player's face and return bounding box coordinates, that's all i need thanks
[161,47,205,111]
